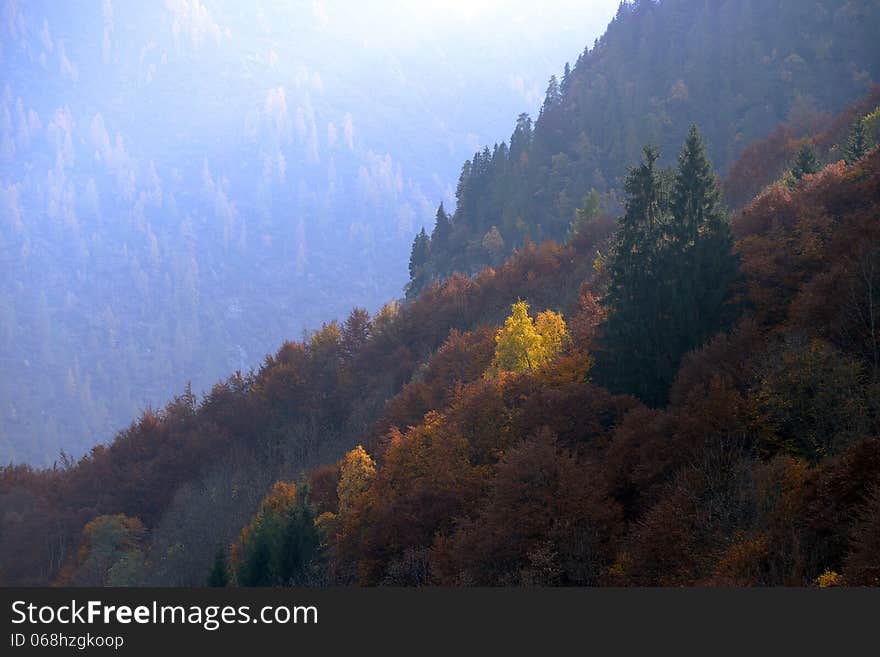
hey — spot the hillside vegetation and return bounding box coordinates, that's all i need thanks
[2,0,879,587]
[408,0,880,294]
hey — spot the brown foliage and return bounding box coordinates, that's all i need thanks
[723,87,880,210]
[307,463,340,516]
[4,116,880,589]
[434,429,622,586]
[736,150,880,330]
[844,487,880,586]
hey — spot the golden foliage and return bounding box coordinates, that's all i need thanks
[815,570,842,588]
[373,300,400,335]
[488,301,569,376]
[337,446,376,515]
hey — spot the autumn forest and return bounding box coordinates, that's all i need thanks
[2,0,880,588]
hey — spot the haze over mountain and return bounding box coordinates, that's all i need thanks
[0,0,619,464]
[1,0,879,590]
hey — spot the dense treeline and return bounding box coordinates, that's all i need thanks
[320,147,880,586]
[3,2,880,588]
[407,0,880,295]
[595,127,738,405]
[3,99,878,585]
[724,86,880,208]
[0,198,616,585]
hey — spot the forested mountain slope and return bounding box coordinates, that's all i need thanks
[1,2,879,588]
[0,0,618,465]
[0,210,615,585]
[2,105,879,585]
[408,0,880,293]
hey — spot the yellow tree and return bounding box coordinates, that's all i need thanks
[337,445,376,515]
[489,301,568,375]
[536,310,568,357]
[373,300,399,335]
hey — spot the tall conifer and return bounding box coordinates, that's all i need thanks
[599,128,737,405]
[670,125,737,360]
[844,118,869,164]
[791,142,820,180]
[600,146,672,403]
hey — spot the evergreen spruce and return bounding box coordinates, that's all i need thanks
[561,62,572,94]
[599,128,737,406]
[791,142,820,180]
[844,118,869,164]
[409,228,430,280]
[407,227,431,297]
[430,202,452,251]
[599,146,672,404]
[541,75,561,114]
[670,125,738,358]
[425,202,454,281]
[276,487,320,586]
[237,526,274,587]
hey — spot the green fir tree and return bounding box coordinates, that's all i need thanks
[844,118,869,164]
[791,142,820,180]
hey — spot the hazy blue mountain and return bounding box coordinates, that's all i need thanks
[0,0,619,464]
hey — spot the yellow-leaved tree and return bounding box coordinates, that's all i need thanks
[489,300,568,375]
[313,445,378,562]
[337,445,376,515]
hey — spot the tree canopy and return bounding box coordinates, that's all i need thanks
[489,301,569,375]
